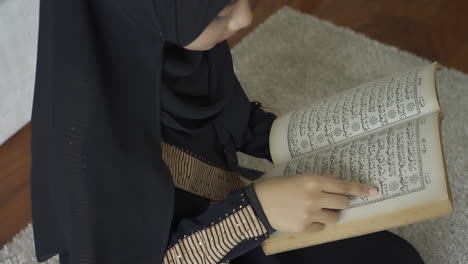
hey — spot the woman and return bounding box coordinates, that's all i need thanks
[30,0,425,263]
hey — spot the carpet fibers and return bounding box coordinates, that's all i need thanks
[1,6,467,264]
[233,7,468,264]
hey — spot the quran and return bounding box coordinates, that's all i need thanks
[258,62,454,255]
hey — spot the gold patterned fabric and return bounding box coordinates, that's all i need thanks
[161,140,246,201]
[163,204,268,264]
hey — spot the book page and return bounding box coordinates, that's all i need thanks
[269,62,440,165]
[262,112,448,224]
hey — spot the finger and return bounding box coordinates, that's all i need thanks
[319,176,379,197]
[303,222,326,233]
[309,209,340,225]
[320,193,350,210]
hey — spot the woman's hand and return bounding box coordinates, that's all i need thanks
[253,173,379,233]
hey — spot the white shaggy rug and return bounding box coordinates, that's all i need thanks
[1,5,467,264]
[234,7,468,264]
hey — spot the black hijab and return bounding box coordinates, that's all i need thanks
[30,0,252,263]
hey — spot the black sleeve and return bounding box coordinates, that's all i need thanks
[237,101,277,163]
[153,0,230,47]
[163,183,276,263]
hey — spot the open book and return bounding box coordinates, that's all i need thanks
[258,62,454,255]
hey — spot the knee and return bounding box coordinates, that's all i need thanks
[361,231,425,264]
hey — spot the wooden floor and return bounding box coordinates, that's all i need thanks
[290,0,468,74]
[1,0,467,251]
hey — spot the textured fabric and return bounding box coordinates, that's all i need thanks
[159,100,278,202]
[163,184,275,264]
[243,181,276,235]
[158,98,277,264]
[29,0,268,263]
[161,139,246,201]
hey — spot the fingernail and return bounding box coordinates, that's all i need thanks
[368,187,379,197]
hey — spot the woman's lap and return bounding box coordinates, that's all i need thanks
[230,231,424,264]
